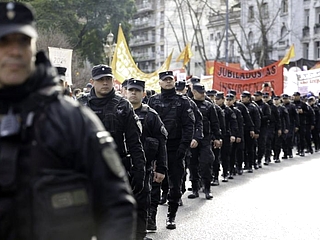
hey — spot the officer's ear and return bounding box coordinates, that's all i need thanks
[143,91,146,97]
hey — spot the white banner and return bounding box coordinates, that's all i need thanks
[48,47,73,85]
[295,68,320,95]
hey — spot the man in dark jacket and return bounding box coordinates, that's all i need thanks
[127,79,168,239]
[0,2,136,240]
[148,71,195,230]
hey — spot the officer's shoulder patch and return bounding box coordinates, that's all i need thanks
[160,125,168,137]
[97,131,126,178]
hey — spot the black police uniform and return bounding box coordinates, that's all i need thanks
[241,94,261,171]
[148,83,195,228]
[219,102,238,180]
[135,103,168,238]
[81,85,146,193]
[254,96,271,166]
[305,104,316,153]
[282,96,300,158]
[293,95,309,156]
[190,90,220,199]
[0,52,136,240]
[310,101,320,152]
[229,103,244,176]
[233,100,254,173]
[274,103,290,161]
[265,99,281,163]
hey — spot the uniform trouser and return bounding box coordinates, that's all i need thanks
[149,180,161,219]
[282,126,294,156]
[212,147,221,180]
[257,126,268,162]
[135,170,152,240]
[231,140,244,171]
[160,174,169,197]
[305,124,312,151]
[265,128,276,161]
[296,125,306,153]
[311,128,320,150]
[167,148,185,218]
[244,131,255,169]
[273,134,284,159]
[189,142,214,189]
[220,136,232,176]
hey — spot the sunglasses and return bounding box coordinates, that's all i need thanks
[263,96,269,98]
[226,99,233,101]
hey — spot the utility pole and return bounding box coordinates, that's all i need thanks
[225,0,229,66]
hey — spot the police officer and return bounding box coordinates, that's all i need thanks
[148,71,195,230]
[263,92,281,164]
[79,64,146,192]
[175,80,203,204]
[281,94,300,158]
[225,93,244,177]
[229,90,255,174]
[240,91,261,172]
[127,79,168,239]
[253,91,271,167]
[273,96,290,162]
[0,2,136,240]
[189,84,220,199]
[308,96,320,152]
[292,92,309,156]
[214,92,238,181]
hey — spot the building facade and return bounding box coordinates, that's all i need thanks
[130,0,320,75]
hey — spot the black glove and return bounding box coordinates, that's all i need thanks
[130,171,145,195]
[176,144,188,159]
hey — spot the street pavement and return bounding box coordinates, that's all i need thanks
[147,151,320,240]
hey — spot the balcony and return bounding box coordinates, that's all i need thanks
[132,52,156,61]
[303,26,310,37]
[314,24,320,35]
[135,2,154,15]
[208,10,241,26]
[131,19,156,31]
[130,36,155,47]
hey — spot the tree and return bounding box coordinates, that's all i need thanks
[23,0,136,64]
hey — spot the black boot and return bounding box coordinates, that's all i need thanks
[166,205,177,229]
[203,182,213,200]
[188,181,199,199]
[159,191,168,205]
[147,211,157,232]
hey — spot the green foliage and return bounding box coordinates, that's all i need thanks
[19,0,136,64]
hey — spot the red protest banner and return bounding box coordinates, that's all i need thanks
[213,61,284,96]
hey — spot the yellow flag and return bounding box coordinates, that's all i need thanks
[278,45,295,66]
[111,24,173,92]
[176,43,193,66]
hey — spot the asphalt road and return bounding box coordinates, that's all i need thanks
[147,151,320,240]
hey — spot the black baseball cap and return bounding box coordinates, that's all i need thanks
[175,81,186,91]
[293,92,301,96]
[206,89,217,96]
[0,2,38,39]
[281,93,290,99]
[127,79,145,91]
[193,84,205,93]
[159,71,174,80]
[254,91,263,96]
[91,65,114,80]
[241,91,251,98]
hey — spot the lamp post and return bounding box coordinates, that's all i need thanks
[104,31,117,66]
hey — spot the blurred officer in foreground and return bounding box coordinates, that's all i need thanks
[127,79,168,239]
[0,2,136,240]
[148,71,195,230]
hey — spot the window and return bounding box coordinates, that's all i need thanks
[160,28,164,38]
[248,6,254,20]
[262,3,269,18]
[229,40,235,58]
[316,41,320,59]
[210,33,214,41]
[305,9,310,26]
[160,11,164,22]
[248,31,254,46]
[281,0,288,14]
[303,43,309,59]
